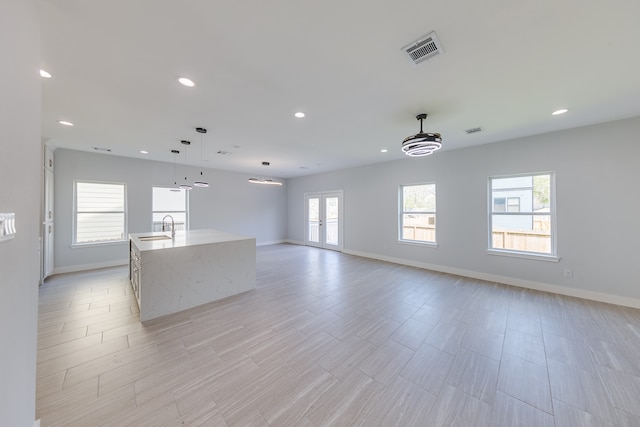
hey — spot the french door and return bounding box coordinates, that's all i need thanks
[304,191,343,250]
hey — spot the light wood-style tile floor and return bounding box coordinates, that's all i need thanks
[37,244,640,426]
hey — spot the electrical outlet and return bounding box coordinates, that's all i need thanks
[563,269,573,278]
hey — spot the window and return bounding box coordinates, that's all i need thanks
[152,187,188,232]
[493,197,520,212]
[399,183,436,244]
[507,197,520,212]
[74,181,126,244]
[489,173,555,257]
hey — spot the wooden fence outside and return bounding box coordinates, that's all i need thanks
[403,226,551,253]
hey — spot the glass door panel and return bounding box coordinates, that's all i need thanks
[325,196,339,246]
[307,196,320,245]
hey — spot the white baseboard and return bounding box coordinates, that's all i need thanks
[285,239,305,246]
[52,259,128,276]
[49,243,640,309]
[343,249,640,310]
[34,420,41,427]
[257,239,287,247]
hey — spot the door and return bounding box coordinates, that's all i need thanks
[305,191,343,250]
[42,150,55,280]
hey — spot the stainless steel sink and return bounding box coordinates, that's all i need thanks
[138,235,172,241]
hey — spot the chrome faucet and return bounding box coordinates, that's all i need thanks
[161,215,175,238]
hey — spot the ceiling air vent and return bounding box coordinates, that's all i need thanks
[402,31,444,65]
[465,127,483,134]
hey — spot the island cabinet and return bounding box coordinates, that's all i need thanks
[129,229,256,322]
[129,242,141,305]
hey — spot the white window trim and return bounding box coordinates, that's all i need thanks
[72,180,127,247]
[398,240,438,249]
[398,182,437,245]
[487,248,559,262]
[487,171,557,259]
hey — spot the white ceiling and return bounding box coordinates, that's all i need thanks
[40,0,640,178]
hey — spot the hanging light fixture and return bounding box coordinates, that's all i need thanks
[248,178,283,186]
[194,127,209,187]
[170,149,181,191]
[401,113,442,157]
[248,161,283,186]
[179,140,192,190]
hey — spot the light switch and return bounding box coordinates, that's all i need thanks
[0,213,16,242]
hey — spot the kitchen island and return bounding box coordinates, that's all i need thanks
[129,229,256,322]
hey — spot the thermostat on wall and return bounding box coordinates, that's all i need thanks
[0,213,16,242]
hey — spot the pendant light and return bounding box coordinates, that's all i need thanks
[170,149,181,191]
[194,127,209,187]
[248,161,283,186]
[401,113,442,157]
[179,140,192,190]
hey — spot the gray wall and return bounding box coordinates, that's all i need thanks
[287,116,640,304]
[0,0,40,425]
[54,149,287,271]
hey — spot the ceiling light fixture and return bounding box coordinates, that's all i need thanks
[140,150,148,154]
[401,113,442,157]
[179,140,192,190]
[294,112,305,118]
[248,178,283,186]
[248,161,283,186]
[381,149,388,153]
[170,149,181,191]
[40,69,52,78]
[58,120,74,126]
[552,108,569,115]
[178,77,195,87]
[194,127,209,187]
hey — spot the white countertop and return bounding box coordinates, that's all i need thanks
[129,229,254,252]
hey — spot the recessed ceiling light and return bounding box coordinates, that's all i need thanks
[40,69,52,78]
[58,120,74,126]
[140,150,148,154]
[381,149,388,153]
[178,77,195,87]
[552,108,569,116]
[294,112,305,118]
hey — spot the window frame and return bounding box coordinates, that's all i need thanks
[487,172,558,261]
[151,186,189,232]
[398,182,437,246]
[73,180,127,247]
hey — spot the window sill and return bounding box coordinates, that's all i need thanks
[487,249,559,262]
[71,240,128,249]
[398,240,438,248]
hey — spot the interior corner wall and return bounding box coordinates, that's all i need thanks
[287,116,640,305]
[0,0,40,425]
[53,149,287,272]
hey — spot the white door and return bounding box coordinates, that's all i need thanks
[305,191,343,250]
[43,222,54,277]
[43,155,55,279]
